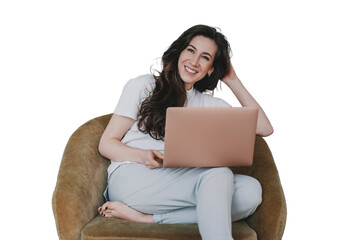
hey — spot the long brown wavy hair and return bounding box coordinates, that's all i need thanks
[137,25,232,140]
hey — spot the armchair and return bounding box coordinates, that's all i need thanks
[52,114,286,239]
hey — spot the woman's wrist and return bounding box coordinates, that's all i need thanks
[223,75,242,90]
[137,149,147,164]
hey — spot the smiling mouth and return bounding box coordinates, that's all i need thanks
[185,66,198,74]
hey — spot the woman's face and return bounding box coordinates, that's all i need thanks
[178,35,217,90]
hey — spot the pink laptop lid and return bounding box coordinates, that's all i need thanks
[163,107,258,168]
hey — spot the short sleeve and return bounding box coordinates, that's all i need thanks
[114,74,155,120]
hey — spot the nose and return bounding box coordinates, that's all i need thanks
[190,55,200,67]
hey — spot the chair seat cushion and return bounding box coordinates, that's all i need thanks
[81,216,256,240]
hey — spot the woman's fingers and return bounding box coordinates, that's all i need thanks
[151,150,164,168]
[152,150,164,160]
[144,150,164,169]
[147,159,161,169]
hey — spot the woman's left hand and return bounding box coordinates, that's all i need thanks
[221,62,238,85]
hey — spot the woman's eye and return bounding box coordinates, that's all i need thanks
[202,56,210,61]
[187,48,195,53]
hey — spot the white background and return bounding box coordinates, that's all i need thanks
[1,0,359,239]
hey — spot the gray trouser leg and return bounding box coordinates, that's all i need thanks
[108,163,261,240]
[156,174,262,224]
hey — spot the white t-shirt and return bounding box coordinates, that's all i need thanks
[107,74,231,176]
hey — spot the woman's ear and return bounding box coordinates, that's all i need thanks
[207,67,214,77]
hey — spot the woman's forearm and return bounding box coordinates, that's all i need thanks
[98,114,146,163]
[99,137,145,163]
[98,114,163,169]
[99,138,164,169]
[225,77,274,137]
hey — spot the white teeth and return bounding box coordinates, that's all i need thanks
[185,66,197,74]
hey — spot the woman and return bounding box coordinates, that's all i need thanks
[98,25,273,240]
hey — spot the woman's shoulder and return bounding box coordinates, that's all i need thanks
[126,74,156,87]
[122,74,156,93]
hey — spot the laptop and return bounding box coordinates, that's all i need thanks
[163,107,258,168]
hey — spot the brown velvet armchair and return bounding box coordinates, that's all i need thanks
[52,114,286,240]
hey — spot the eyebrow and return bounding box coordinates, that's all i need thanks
[188,44,213,59]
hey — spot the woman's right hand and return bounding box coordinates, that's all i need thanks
[140,150,164,169]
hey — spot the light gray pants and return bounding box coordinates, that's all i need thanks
[107,163,262,240]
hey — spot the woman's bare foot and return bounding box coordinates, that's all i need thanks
[98,201,154,223]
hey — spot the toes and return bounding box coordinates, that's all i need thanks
[98,201,128,219]
[103,210,113,218]
[98,202,111,215]
[103,201,112,208]
[98,201,112,214]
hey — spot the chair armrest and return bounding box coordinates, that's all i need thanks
[232,137,287,240]
[52,115,111,240]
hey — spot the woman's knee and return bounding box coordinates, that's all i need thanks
[234,175,262,209]
[201,167,234,182]
[196,167,234,190]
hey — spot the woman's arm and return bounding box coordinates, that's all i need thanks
[99,114,164,169]
[221,64,274,137]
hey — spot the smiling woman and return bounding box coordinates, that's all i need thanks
[97,24,274,240]
[137,25,234,141]
[178,36,217,90]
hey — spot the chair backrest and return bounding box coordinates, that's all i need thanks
[53,114,112,240]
